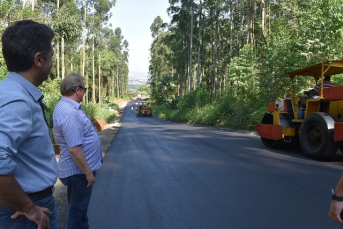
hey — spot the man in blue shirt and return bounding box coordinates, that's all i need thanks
[0,20,58,228]
[53,72,103,229]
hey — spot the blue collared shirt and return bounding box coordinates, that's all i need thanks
[0,72,58,193]
[53,97,103,178]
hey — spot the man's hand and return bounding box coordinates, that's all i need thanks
[85,172,95,188]
[329,200,343,223]
[69,146,95,188]
[11,205,51,229]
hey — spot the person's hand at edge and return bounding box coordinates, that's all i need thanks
[11,204,51,229]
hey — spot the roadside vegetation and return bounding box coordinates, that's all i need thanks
[151,88,264,131]
[149,1,343,130]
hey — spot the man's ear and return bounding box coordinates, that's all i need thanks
[34,52,43,67]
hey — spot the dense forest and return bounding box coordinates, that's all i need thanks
[0,0,129,109]
[149,0,343,130]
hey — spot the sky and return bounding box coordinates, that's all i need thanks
[110,0,171,77]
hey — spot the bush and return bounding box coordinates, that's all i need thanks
[81,102,98,122]
[96,108,118,123]
[101,102,119,109]
[102,96,110,104]
[152,90,264,131]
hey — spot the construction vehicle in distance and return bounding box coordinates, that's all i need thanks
[255,60,343,160]
[136,102,153,117]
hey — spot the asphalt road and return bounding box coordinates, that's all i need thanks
[82,100,343,229]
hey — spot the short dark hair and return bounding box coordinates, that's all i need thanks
[2,20,54,72]
[60,73,85,96]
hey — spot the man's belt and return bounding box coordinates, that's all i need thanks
[27,186,54,202]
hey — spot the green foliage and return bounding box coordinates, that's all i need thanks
[98,101,119,123]
[81,102,98,122]
[78,102,118,124]
[101,96,110,104]
[178,87,210,111]
[0,0,128,106]
[101,101,119,109]
[53,3,81,42]
[39,78,62,110]
[0,66,7,81]
[137,84,150,95]
[148,0,343,131]
[153,93,266,131]
[125,90,137,100]
[96,108,118,124]
[128,84,143,90]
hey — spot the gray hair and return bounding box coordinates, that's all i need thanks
[60,73,85,96]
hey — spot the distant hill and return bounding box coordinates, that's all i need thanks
[129,71,149,81]
[128,71,149,90]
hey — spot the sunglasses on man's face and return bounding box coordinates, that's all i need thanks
[78,86,87,92]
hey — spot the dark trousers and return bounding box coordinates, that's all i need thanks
[0,195,58,229]
[60,173,94,229]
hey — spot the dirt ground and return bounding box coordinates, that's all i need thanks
[112,98,129,105]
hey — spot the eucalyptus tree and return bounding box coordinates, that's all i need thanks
[99,48,115,98]
[189,0,194,92]
[110,27,129,98]
[0,0,60,78]
[102,27,118,97]
[168,0,194,96]
[52,1,81,79]
[149,0,343,111]
[120,39,129,97]
[149,16,178,101]
[196,0,202,89]
[99,27,128,99]
[150,16,167,83]
[296,0,343,63]
[1,0,42,24]
[89,0,116,103]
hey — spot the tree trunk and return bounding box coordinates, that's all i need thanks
[85,60,88,103]
[216,2,222,97]
[98,53,101,108]
[116,68,119,98]
[56,43,60,78]
[61,37,65,78]
[112,71,114,96]
[189,0,193,93]
[252,0,256,46]
[56,0,60,78]
[92,5,96,104]
[92,41,96,104]
[196,0,202,89]
[239,1,244,53]
[82,0,87,77]
[261,0,268,46]
[70,55,73,72]
[211,8,216,101]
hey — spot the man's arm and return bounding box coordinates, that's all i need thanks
[68,146,95,188]
[0,174,51,228]
[329,175,343,223]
